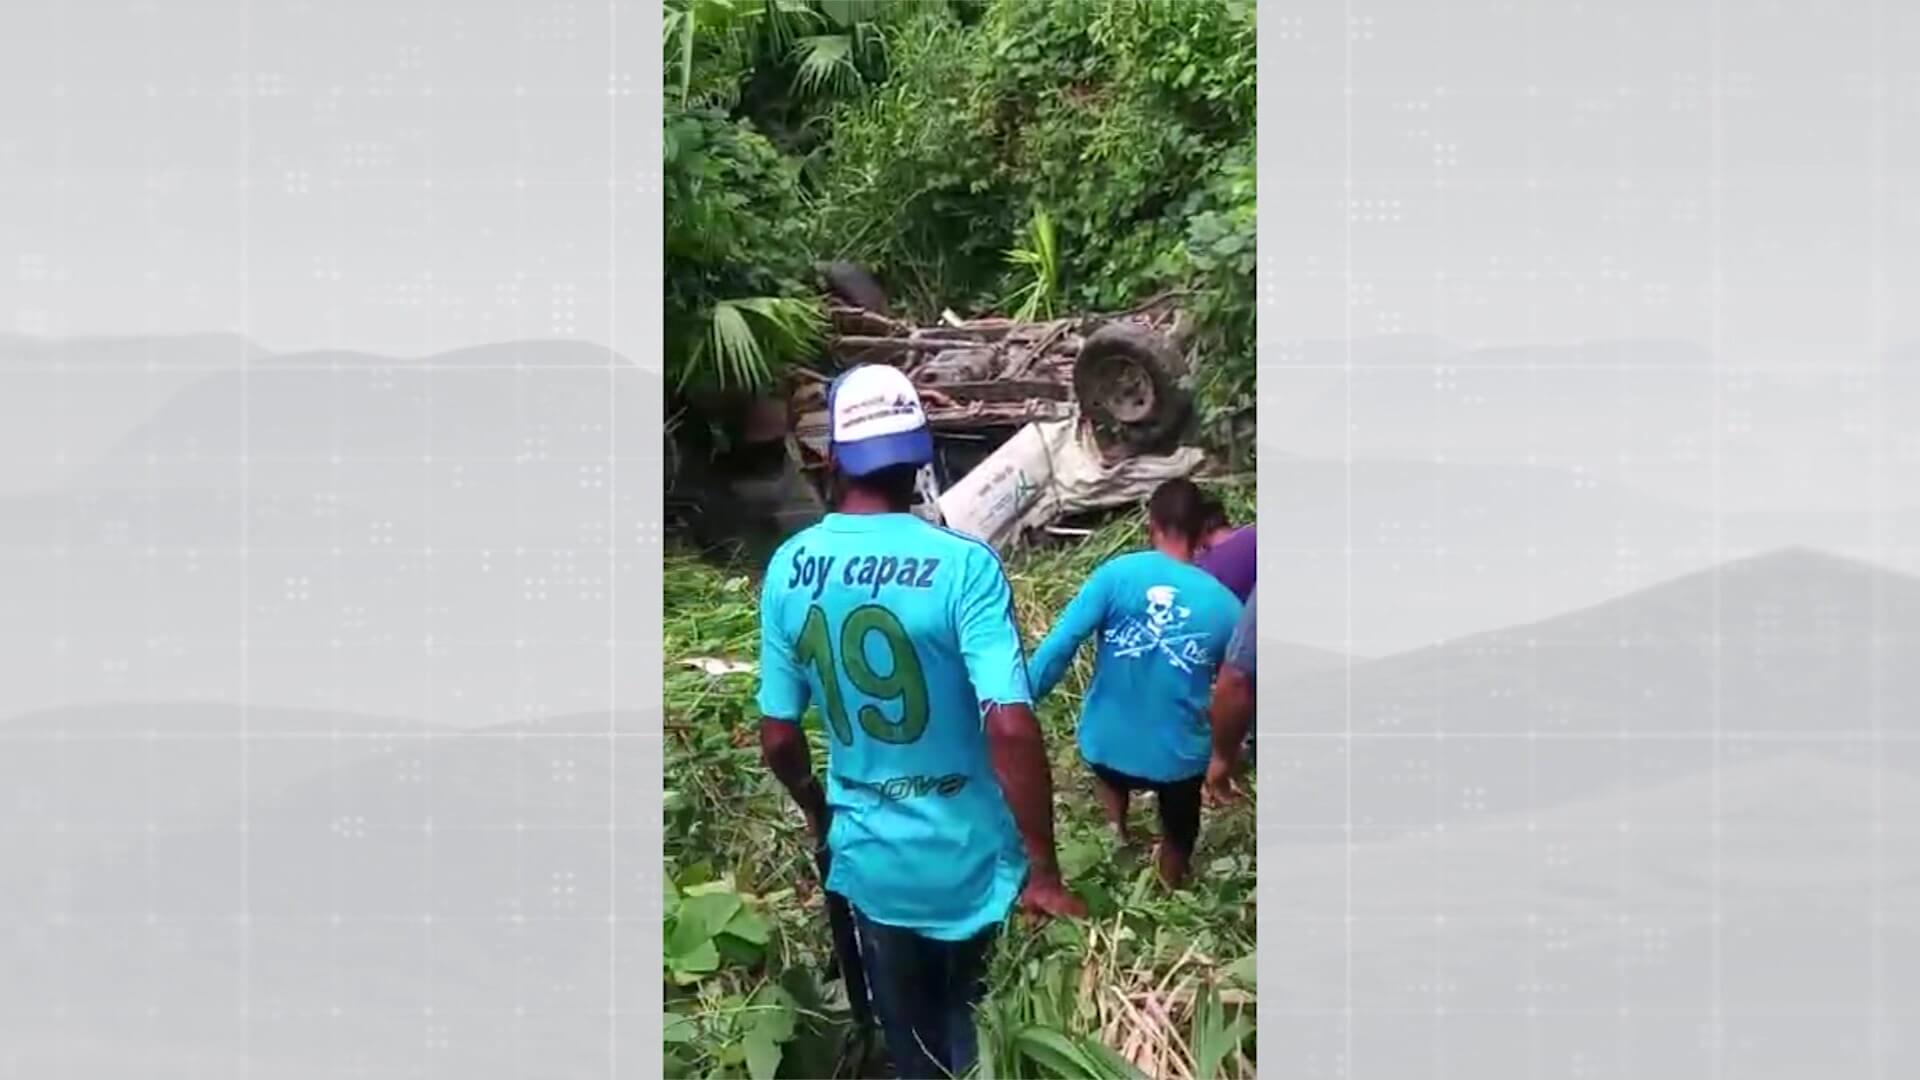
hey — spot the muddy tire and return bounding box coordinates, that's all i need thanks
[1073,322,1191,453]
[816,261,890,315]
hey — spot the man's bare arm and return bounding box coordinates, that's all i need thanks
[984,702,1062,880]
[760,720,829,839]
[1210,664,1254,764]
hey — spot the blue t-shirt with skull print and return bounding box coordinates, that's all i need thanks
[1029,550,1244,782]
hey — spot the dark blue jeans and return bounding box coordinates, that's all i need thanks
[851,906,997,1079]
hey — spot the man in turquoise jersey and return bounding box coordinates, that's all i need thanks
[756,363,1084,1080]
[1029,479,1243,888]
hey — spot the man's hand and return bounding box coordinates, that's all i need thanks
[805,811,833,864]
[1018,872,1087,921]
[800,779,832,841]
[762,721,833,848]
[1204,752,1242,806]
[1207,664,1253,803]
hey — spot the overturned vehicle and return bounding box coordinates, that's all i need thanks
[667,272,1210,558]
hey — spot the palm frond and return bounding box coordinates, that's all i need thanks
[733,295,827,362]
[751,0,819,56]
[680,296,825,393]
[699,301,768,392]
[790,33,860,98]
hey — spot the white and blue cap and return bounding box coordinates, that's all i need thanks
[826,363,934,477]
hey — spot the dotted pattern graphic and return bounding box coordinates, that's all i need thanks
[1260,3,1920,1079]
[0,2,656,1077]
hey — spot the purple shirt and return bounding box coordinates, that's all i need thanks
[1196,525,1256,602]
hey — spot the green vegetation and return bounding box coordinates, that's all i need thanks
[662,484,1257,1079]
[661,0,1257,448]
[661,10,1261,1059]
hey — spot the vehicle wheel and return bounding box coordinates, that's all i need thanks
[816,261,890,315]
[1073,322,1190,453]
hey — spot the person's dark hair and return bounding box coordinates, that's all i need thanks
[1147,479,1209,544]
[837,461,921,510]
[1196,495,1230,537]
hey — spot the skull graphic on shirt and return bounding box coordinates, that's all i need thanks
[1143,585,1194,634]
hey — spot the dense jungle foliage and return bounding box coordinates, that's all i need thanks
[662,0,1256,441]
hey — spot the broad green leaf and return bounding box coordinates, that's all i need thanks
[667,891,741,958]
[1040,920,1080,949]
[975,1030,998,1079]
[1012,1026,1094,1077]
[743,1029,782,1080]
[668,939,720,982]
[1013,1026,1123,1078]
[1081,1040,1149,1079]
[715,931,767,967]
[1224,952,1257,989]
[1190,981,1252,1080]
[1127,865,1155,907]
[722,904,771,946]
[748,984,798,1042]
[662,1011,697,1044]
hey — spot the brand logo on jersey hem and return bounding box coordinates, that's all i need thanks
[841,773,970,802]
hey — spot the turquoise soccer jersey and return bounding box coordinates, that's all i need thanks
[1029,551,1243,783]
[756,512,1032,941]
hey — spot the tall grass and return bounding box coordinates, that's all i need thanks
[1004,208,1063,322]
